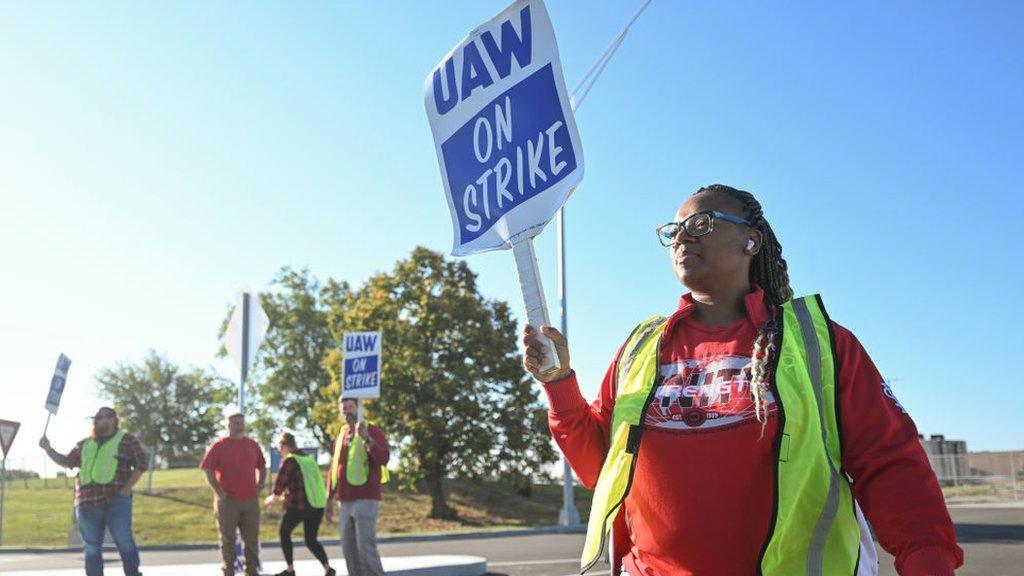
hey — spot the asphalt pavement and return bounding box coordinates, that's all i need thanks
[1,504,1020,575]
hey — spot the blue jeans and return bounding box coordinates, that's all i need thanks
[76,494,142,576]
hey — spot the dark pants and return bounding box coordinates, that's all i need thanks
[279,507,328,566]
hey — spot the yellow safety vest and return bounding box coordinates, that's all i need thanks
[80,430,126,486]
[329,423,390,491]
[285,453,328,509]
[581,295,864,575]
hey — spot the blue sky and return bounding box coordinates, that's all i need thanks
[1,1,1022,473]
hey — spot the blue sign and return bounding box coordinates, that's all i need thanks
[45,353,72,415]
[342,331,382,399]
[425,0,584,256]
[269,447,320,474]
[344,356,379,390]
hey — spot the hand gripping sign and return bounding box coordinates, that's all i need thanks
[424,0,583,373]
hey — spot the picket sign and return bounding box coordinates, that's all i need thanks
[425,0,583,374]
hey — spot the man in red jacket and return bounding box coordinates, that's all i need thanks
[325,397,390,576]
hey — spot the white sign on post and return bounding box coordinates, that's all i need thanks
[424,0,583,373]
[222,292,271,414]
[342,332,382,399]
[222,294,270,377]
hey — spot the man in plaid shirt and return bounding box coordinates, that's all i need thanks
[40,406,148,576]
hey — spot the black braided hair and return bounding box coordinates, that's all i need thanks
[692,184,794,307]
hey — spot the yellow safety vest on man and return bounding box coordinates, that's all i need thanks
[80,429,126,486]
[581,295,864,575]
[329,423,390,491]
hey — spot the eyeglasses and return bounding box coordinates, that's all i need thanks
[656,210,751,246]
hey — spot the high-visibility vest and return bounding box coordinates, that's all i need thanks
[80,430,126,486]
[285,453,328,509]
[329,423,390,491]
[581,295,873,575]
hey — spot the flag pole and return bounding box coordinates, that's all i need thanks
[557,0,654,527]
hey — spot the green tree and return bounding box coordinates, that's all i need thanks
[219,268,349,449]
[95,351,231,468]
[319,247,557,519]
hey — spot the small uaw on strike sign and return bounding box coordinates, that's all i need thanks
[342,331,382,417]
[424,0,584,374]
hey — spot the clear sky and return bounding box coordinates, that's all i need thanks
[2,1,1022,475]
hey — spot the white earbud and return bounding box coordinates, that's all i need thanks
[745,239,756,253]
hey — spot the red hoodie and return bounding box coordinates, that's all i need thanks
[543,288,962,575]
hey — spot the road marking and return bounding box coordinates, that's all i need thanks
[489,558,579,566]
[0,556,36,564]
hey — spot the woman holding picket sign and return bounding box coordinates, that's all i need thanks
[523,184,962,575]
[265,432,335,576]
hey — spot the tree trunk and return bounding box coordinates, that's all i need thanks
[425,462,456,520]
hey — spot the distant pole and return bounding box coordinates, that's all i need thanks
[557,210,579,526]
[146,447,156,493]
[240,293,251,413]
[1,456,6,546]
[555,0,654,528]
[1012,452,1019,502]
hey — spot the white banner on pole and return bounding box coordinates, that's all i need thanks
[424,0,584,257]
[342,332,382,399]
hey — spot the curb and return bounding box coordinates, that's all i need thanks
[0,524,586,554]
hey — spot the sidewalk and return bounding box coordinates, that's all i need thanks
[2,555,488,576]
[0,524,586,554]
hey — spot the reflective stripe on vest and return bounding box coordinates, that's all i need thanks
[286,453,328,509]
[759,295,860,575]
[329,424,391,492]
[80,430,126,486]
[580,296,863,575]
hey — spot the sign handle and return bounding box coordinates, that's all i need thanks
[512,237,560,375]
[42,413,52,438]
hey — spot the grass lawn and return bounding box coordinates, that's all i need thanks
[6,470,1007,547]
[0,470,593,547]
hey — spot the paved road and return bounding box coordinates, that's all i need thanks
[1,505,1020,575]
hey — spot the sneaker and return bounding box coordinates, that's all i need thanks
[275,570,295,576]
[325,568,336,576]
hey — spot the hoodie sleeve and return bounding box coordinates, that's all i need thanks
[368,426,390,466]
[833,322,963,575]
[541,352,620,490]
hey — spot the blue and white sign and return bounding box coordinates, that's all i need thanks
[44,353,72,415]
[425,0,584,256]
[342,331,381,399]
[269,447,320,474]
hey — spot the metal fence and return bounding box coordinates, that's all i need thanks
[928,452,1022,503]
[0,455,72,489]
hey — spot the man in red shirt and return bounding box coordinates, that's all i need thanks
[200,411,267,576]
[325,397,390,576]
